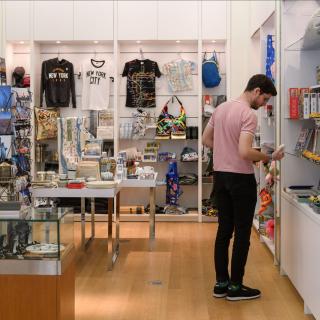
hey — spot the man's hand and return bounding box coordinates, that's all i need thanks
[271,144,285,161]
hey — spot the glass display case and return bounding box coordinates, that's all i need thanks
[0,207,73,268]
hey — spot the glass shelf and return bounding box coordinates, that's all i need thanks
[0,207,73,261]
[0,207,71,222]
[285,151,320,166]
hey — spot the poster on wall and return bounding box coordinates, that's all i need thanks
[0,58,7,85]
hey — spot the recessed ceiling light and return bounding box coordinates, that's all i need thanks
[211,40,216,43]
[136,40,141,44]
[19,41,25,44]
[176,40,181,43]
[56,40,61,44]
[93,40,99,44]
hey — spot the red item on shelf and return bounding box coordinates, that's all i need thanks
[67,182,85,189]
[289,88,299,119]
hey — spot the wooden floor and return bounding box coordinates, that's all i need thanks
[74,222,314,320]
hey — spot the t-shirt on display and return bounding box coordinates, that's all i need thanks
[162,59,196,92]
[122,59,161,108]
[82,59,113,110]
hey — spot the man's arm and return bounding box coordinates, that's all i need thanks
[238,132,270,162]
[202,123,214,149]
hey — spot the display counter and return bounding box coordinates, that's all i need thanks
[0,207,75,320]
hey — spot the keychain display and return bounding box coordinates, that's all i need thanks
[10,89,33,205]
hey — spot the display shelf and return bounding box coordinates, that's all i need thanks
[284,151,320,167]
[1,3,228,224]
[309,84,320,90]
[139,160,199,164]
[261,235,275,255]
[253,218,259,231]
[282,190,320,226]
[280,2,320,318]
[120,174,157,188]
[120,213,199,222]
[202,215,218,222]
[249,9,278,259]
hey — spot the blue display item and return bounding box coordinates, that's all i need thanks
[0,141,7,161]
[0,86,13,135]
[166,160,181,206]
[266,35,275,82]
[202,52,221,88]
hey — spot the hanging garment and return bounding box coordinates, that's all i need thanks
[40,58,76,108]
[162,59,196,92]
[122,59,161,108]
[82,59,114,110]
[266,35,275,82]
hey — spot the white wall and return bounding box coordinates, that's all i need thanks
[250,0,276,36]
[0,1,4,58]
[229,0,251,98]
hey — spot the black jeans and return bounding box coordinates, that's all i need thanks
[214,171,257,284]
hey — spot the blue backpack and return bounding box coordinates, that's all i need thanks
[202,52,221,88]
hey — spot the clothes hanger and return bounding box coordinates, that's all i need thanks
[173,50,183,62]
[139,48,145,60]
[57,47,61,62]
[91,49,106,69]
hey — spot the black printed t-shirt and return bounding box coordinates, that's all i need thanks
[122,59,161,108]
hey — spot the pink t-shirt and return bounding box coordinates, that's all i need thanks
[208,99,257,174]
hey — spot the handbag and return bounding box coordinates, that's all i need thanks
[35,107,59,140]
[202,51,221,88]
[156,96,187,139]
[0,86,13,135]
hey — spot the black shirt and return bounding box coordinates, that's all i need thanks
[40,58,76,108]
[122,59,161,108]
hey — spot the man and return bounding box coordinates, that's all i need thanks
[202,74,284,301]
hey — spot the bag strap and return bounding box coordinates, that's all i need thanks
[211,51,218,64]
[203,51,207,62]
[162,96,185,120]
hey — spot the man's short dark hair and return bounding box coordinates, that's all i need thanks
[244,74,277,96]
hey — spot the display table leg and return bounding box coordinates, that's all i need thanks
[149,187,156,240]
[115,192,120,256]
[107,194,120,271]
[81,197,85,250]
[107,198,113,270]
[90,197,95,240]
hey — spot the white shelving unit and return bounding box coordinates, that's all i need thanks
[116,39,227,221]
[249,9,278,260]
[280,0,320,318]
[0,1,229,223]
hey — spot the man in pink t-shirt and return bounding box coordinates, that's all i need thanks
[202,74,284,301]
